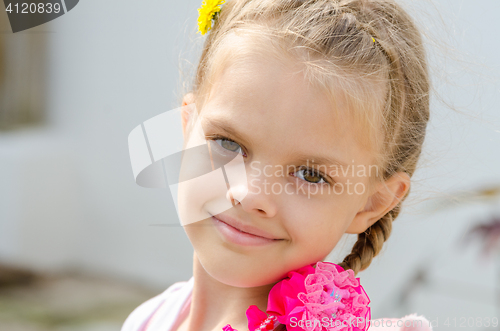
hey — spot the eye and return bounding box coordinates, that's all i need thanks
[208,135,247,157]
[294,167,328,185]
[217,138,241,153]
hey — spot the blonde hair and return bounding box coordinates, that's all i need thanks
[191,0,430,275]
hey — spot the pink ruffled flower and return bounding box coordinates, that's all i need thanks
[246,262,371,331]
[223,324,238,331]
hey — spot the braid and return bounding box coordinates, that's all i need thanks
[339,203,402,275]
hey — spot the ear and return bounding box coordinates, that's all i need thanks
[346,172,411,234]
[181,92,195,137]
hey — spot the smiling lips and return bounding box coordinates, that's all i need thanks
[211,213,283,246]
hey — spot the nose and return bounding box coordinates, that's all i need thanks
[225,166,279,218]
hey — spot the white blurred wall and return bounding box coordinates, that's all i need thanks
[0,0,200,288]
[0,0,499,326]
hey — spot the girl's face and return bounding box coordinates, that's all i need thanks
[180,52,381,288]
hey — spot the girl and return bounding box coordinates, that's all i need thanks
[123,0,432,330]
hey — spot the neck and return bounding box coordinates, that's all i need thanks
[182,252,276,331]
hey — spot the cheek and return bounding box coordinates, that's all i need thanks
[284,196,352,251]
[177,166,233,226]
[182,219,210,252]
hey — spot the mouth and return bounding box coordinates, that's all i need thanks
[210,214,283,246]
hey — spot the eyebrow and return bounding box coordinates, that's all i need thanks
[292,154,349,169]
[202,117,349,169]
[202,117,254,146]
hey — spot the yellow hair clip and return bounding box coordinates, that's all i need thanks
[197,0,226,35]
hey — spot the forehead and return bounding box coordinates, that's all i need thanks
[200,31,385,155]
[199,51,376,168]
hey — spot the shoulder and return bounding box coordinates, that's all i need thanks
[369,314,433,331]
[120,277,193,331]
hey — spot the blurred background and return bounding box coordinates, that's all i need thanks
[0,0,499,330]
